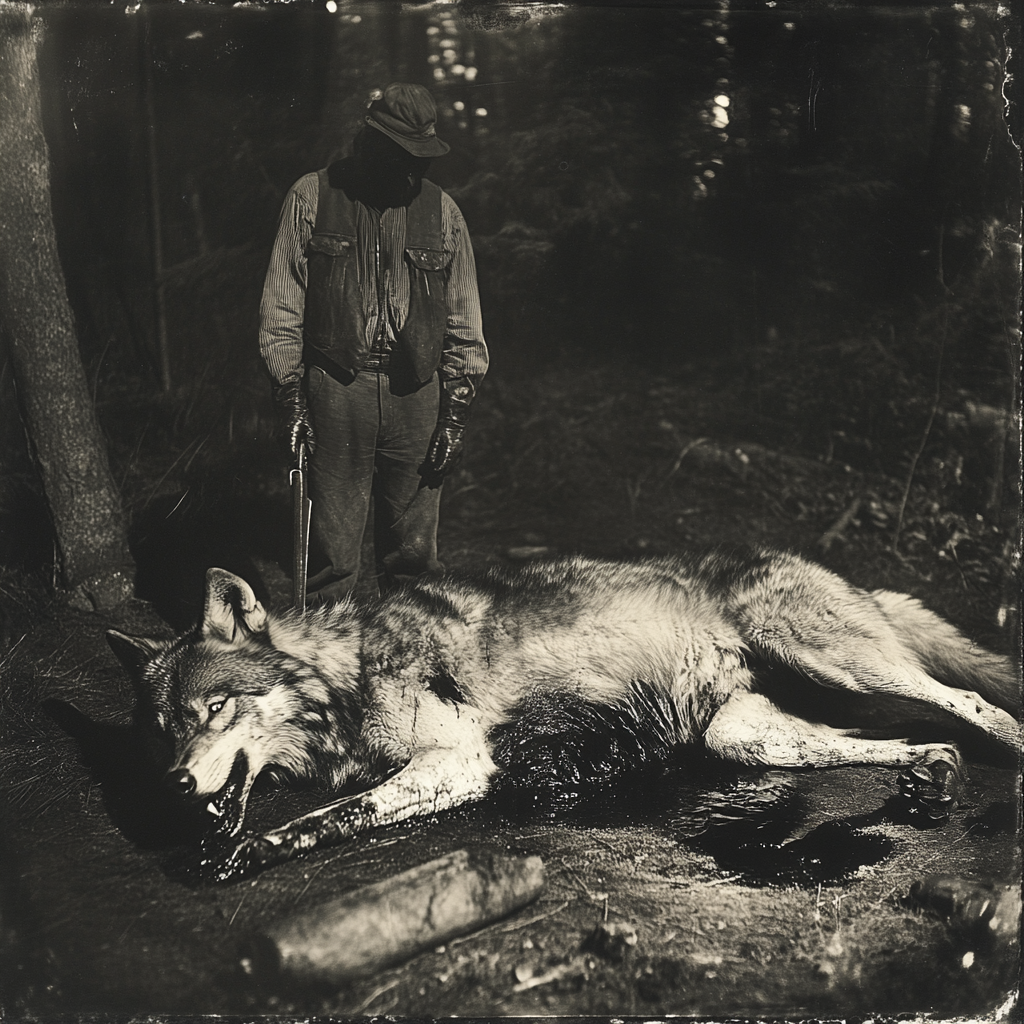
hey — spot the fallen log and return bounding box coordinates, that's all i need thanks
[248,848,545,984]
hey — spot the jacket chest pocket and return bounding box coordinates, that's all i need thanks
[406,247,450,274]
[306,233,354,296]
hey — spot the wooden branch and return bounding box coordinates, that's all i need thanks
[249,848,545,984]
[817,496,862,552]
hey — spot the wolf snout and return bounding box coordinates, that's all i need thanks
[166,768,197,797]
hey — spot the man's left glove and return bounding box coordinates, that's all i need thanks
[273,374,317,458]
[427,377,475,476]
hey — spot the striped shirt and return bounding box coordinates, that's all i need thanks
[259,171,488,386]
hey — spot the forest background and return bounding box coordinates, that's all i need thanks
[0,1,1020,635]
[0,3,1020,1018]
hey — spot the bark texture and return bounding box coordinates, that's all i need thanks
[0,6,133,610]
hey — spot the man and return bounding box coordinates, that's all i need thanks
[259,83,487,603]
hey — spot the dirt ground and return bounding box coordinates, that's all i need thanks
[0,364,1020,1019]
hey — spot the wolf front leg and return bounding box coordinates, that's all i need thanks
[194,745,499,884]
[703,689,969,823]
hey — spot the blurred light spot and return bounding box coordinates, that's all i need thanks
[714,94,730,107]
[715,35,727,44]
[350,14,361,22]
[433,68,445,81]
[475,108,488,117]
[325,0,336,11]
[464,66,478,81]
[427,25,440,34]
[453,64,466,75]
[443,49,457,62]
[703,168,716,179]
[186,30,203,39]
[453,100,465,111]
[428,54,440,64]
[784,21,795,30]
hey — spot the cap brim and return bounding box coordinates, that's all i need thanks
[367,119,450,158]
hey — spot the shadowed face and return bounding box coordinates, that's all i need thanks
[352,126,432,207]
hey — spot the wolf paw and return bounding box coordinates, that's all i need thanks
[198,834,295,884]
[896,748,965,825]
[166,833,275,886]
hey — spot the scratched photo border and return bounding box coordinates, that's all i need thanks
[3,0,1021,1022]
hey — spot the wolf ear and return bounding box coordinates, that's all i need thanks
[203,568,268,643]
[106,630,170,674]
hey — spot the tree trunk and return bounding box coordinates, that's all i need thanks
[0,5,134,610]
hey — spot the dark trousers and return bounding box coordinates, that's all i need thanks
[305,365,442,602]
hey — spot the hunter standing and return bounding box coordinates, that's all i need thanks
[259,83,487,603]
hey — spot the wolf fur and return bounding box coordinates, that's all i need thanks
[107,546,1021,883]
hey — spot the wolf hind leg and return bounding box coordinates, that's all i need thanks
[787,646,1019,753]
[870,588,1020,715]
[703,690,966,822]
[738,559,1020,751]
[197,745,499,883]
[746,603,1021,754]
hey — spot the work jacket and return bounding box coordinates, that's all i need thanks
[303,163,449,385]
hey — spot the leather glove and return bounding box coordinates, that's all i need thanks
[273,375,316,458]
[427,377,475,476]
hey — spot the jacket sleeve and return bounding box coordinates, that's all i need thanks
[440,193,488,387]
[258,174,318,385]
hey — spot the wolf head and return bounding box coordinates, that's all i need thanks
[107,568,365,829]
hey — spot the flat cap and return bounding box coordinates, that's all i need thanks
[365,83,450,158]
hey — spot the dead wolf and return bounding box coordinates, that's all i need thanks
[107,546,1021,883]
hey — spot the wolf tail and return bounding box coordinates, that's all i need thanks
[871,589,1021,716]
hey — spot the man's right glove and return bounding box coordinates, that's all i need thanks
[426,377,475,476]
[273,375,316,458]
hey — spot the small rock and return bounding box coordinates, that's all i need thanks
[507,545,553,560]
[908,875,1021,949]
[584,921,638,962]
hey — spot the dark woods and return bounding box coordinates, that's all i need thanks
[0,2,1019,619]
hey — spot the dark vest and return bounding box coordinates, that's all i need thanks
[303,162,450,385]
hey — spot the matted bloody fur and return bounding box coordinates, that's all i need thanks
[107,546,1021,883]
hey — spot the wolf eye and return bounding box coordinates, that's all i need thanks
[208,699,226,715]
